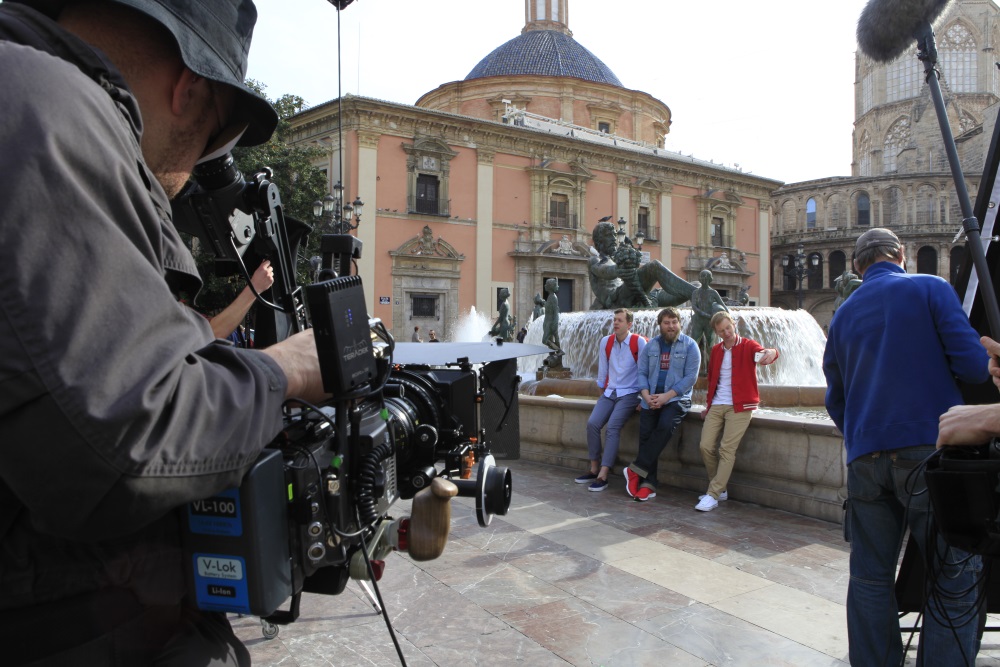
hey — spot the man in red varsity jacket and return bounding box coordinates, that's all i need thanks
[696,311,778,511]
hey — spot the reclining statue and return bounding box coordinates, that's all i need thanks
[588,221,695,310]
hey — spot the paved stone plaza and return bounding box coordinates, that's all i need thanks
[234,460,1000,666]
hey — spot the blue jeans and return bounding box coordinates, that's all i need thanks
[586,391,640,469]
[629,401,688,487]
[846,446,981,666]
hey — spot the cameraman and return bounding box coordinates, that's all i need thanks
[0,1,324,665]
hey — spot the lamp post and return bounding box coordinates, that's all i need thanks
[782,243,819,310]
[615,217,627,246]
[312,181,364,235]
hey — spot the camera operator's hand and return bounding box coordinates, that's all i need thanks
[983,336,1000,391]
[937,403,1000,447]
[262,329,327,402]
[250,259,274,294]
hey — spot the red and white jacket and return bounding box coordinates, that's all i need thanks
[705,336,778,413]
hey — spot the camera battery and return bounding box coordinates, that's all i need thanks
[305,275,377,394]
[182,448,292,616]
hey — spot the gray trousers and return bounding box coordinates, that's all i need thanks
[586,391,640,469]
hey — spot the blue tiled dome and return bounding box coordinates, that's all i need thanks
[466,30,622,87]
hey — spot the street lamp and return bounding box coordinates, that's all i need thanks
[615,217,627,245]
[782,243,820,309]
[635,230,645,249]
[312,181,364,235]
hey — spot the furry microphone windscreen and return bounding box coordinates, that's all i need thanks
[857,0,954,63]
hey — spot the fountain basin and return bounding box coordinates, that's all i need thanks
[520,377,828,408]
[518,394,846,523]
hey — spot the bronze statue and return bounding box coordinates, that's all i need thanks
[833,270,862,312]
[531,292,545,321]
[588,221,694,310]
[687,269,729,370]
[488,287,514,341]
[541,278,564,368]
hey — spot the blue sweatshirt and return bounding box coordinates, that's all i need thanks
[823,261,989,463]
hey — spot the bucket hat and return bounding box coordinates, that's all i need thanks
[14,0,278,146]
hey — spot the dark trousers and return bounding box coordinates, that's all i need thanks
[629,401,687,488]
[3,588,249,666]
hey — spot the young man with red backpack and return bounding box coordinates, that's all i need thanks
[576,308,646,491]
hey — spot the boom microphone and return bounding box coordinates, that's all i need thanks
[857,0,954,62]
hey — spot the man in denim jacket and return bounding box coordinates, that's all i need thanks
[624,307,701,501]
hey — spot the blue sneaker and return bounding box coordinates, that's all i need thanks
[588,478,608,492]
[574,472,598,484]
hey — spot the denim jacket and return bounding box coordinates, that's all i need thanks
[637,333,701,409]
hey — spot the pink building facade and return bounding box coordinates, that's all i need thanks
[287,1,780,340]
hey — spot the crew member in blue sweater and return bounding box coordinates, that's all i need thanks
[823,227,989,667]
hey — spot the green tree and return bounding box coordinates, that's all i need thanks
[192,81,327,313]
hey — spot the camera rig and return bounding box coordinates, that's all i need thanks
[171,154,547,625]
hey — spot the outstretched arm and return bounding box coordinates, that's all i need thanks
[209,260,273,340]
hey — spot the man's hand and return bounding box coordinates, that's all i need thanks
[983,336,1000,391]
[262,329,327,403]
[250,259,274,293]
[700,408,708,420]
[937,403,1000,447]
[757,349,779,365]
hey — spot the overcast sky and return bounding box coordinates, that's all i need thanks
[247,0,872,185]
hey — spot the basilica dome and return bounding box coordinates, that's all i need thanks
[465,29,622,87]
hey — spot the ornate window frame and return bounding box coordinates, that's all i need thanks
[402,137,458,217]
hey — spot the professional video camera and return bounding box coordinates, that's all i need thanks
[171,153,545,627]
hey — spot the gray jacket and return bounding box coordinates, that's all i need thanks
[0,4,287,609]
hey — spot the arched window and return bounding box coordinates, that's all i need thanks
[783,256,796,291]
[781,199,797,232]
[886,51,921,102]
[829,251,847,285]
[950,245,967,285]
[806,198,817,230]
[883,118,912,174]
[858,133,871,177]
[808,254,824,290]
[857,193,871,226]
[916,185,936,226]
[940,23,977,93]
[917,246,938,275]
[828,193,847,228]
[884,187,904,225]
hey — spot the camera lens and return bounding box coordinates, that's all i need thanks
[193,153,243,191]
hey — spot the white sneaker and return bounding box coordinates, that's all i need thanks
[699,491,728,502]
[695,495,719,512]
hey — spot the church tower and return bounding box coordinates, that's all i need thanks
[524,0,572,36]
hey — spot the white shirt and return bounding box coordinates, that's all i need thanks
[714,346,734,405]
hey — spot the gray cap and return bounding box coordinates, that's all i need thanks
[16,0,278,146]
[855,227,901,254]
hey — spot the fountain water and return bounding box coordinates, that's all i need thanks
[518,307,827,386]
[450,306,493,343]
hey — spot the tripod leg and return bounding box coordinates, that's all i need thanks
[357,580,381,613]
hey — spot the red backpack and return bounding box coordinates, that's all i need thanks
[603,333,644,389]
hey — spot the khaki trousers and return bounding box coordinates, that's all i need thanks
[699,404,752,500]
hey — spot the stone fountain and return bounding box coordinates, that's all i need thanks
[514,220,843,521]
[518,307,829,407]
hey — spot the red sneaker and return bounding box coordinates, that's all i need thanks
[635,487,656,502]
[624,467,640,498]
